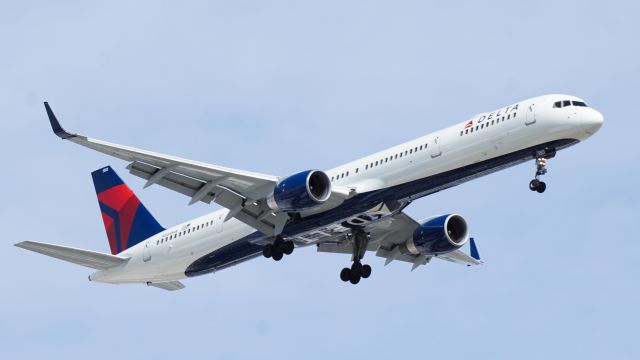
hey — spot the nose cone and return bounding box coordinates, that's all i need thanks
[585,108,604,135]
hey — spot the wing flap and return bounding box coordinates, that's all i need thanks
[128,161,216,203]
[15,241,128,270]
[435,249,483,266]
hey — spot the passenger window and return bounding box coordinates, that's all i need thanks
[470,127,474,133]
[513,112,517,118]
[481,123,484,129]
[346,171,349,176]
[419,145,423,150]
[507,114,510,120]
[465,129,469,134]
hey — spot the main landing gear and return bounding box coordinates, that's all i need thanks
[529,148,555,194]
[339,229,372,285]
[262,235,294,261]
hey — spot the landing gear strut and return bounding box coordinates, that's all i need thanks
[262,235,294,261]
[529,148,555,193]
[340,229,372,285]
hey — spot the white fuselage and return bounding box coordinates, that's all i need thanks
[90,94,603,284]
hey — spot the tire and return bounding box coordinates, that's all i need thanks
[272,250,284,261]
[340,268,351,282]
[283,241,294,255]
[349,271,361,285]
[262,244,273,258]
[537,182,547,193]
[351,261,362,274]
[361,264,372,279]
[529,179,540,191]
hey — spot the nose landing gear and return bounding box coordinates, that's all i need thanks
[529,148,555,193]
[262,235,294,261]
[340,229,372,285]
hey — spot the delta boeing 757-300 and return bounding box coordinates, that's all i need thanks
[16,95,603,290]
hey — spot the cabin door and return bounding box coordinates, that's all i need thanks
[430,136,442,158]
[143,241,152,262]
[525,102,537,125]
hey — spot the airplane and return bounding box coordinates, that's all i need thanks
[15,95,603,290]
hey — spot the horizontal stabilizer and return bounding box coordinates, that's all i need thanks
[15,241,129,270]
[149,281,185,291]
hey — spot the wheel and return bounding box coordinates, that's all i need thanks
[340,268,351,282]
[272,249,284,261]
[361,264,372,279]
[351,261,362,274]
[273,236,284,248]
[283,241,294,255]
[536,181,547,193]
[349,270,361,284]
[529,179,540,191]
[262,244,273,258]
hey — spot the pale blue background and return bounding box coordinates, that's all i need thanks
[1,1,638,359]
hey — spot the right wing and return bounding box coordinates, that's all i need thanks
[15,241,129,270]
[45,102,284,235]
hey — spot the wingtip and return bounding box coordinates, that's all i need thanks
[44,102,76,139]
[470,237,481,261]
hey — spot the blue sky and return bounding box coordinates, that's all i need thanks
[1,1,638,359]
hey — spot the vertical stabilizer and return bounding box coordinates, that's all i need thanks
[92,166,164,255]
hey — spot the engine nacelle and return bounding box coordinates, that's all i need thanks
[266,170,331,212]
[401,214,469,256]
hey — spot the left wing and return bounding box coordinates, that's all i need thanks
[45,102,284,235]
[318,212,482,271]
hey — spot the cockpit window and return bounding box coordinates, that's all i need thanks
[553,100,588,109]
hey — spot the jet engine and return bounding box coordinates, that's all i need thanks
[400,214,469,256]
[266,170,331,212]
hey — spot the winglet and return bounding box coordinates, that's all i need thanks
[44,102,76,139]
[469,237,481,260]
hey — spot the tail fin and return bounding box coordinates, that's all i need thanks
[92,166,164,255]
